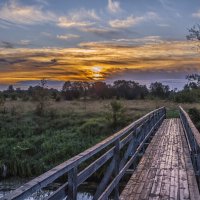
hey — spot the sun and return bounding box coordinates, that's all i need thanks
[92,66,102,73]
[91,66,103,80]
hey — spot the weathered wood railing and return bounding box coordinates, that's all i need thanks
[1,107,166,200]
[179,106,200,187]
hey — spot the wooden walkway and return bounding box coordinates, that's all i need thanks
[120,118,200,200]
[2,107,200,200]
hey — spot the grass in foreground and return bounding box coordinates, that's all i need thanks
[0,99,198,178]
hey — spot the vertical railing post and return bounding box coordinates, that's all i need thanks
[68,167,78,200]
[150,114,154,130]
[141,124,146,154]
[164,107,166,119]
[155,111,158,128]
[114,139,120,200]
[152,112,155,127]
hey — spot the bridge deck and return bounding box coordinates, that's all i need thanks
[120,118,200,200]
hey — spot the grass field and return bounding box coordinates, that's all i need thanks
[4,99,198,117]
[0,99,199,178]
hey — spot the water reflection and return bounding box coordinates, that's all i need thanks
[0,178,94,200]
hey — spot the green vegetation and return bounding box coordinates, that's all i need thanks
[2,74,200,104]
[166,108,179,119]
[0,97,200,179]
[188,108,200,131]
[0,100,131,178]
[1,74,200,179]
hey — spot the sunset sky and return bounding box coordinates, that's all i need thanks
[1,0,200,89]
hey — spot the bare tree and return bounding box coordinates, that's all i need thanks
[34,79,49,116]
[187,24,200,41]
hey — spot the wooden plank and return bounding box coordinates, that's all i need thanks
[120,119,170,199]
[148,119,171,200]
[120,118,200,200]
[137,120,170,200]
[177,119,190,200]
[159,119,174,200]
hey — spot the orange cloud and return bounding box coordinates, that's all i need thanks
[0,40,200,84]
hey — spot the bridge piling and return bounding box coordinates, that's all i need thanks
[68,166,78,200]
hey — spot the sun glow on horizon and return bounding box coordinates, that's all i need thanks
[91,66,103,80]
[92,66,102,73]
[0,40,200,85]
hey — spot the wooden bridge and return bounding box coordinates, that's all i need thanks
[1,106,200,200]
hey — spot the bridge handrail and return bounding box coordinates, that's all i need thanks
[179,106,200,148]
[2,106,166,200]
[179,106,200,186]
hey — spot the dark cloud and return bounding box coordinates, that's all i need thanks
[0,40,199,87]
[1,41,14,48]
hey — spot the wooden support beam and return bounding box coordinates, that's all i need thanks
[114,139,120,200]
[68,167,77,200]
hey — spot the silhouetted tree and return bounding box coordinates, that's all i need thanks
[150,82,170,99]
[185,74,200,88]
[7,85,14,93]
[90,82,109,99]
[62,81,87,100]
[113,80,148,99]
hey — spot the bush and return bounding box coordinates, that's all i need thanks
[106,100,127,127]
[0,96,5,113]
[55,94,61,102]
[174,90,200,103]
[188,108,200,131]
[79,118,107,137]
[34,79,49,116]
[10,93,17,101]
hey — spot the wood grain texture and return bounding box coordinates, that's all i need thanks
[120,119,200,200]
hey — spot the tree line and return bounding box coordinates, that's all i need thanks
[1,74,200,103]
[0,80,166,101]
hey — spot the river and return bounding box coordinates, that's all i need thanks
[0,178,94,200]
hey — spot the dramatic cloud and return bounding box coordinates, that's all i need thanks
[56,34,80,40]
[192,10,200,18]
[107,0,121,13]
[19,40,31,45]
[0,40,199,85]
[69,8,100,21]
[109,16,144,28]
[0,0,56,26]
[57,8,99,29]
[109,12,159,28]
[113,36,163,45]
[0,0,199,89]
[0,1,99,30]
[80,27,124,39]
[0,41,14,48]
[0,40,31,48]
[57,17,94,28]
